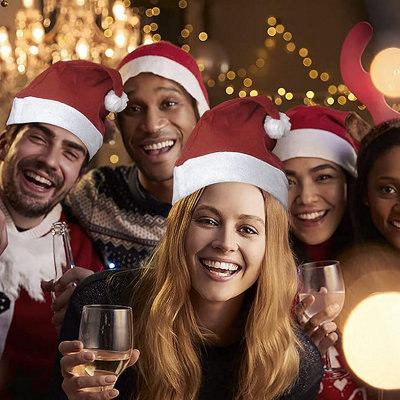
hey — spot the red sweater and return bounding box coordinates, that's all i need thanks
[0,212,104,400]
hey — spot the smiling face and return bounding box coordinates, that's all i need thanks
[0,123,87,227]
[184,182,266,305]
[285,157,347,245]
[365,146,400,250]
[118,73,197,191]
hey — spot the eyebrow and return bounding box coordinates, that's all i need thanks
[285,163,338,176]
[125,85,183,98]
[29,123,87,157]
[194,205,265,225]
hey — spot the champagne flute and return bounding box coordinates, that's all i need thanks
[298,260,347,380]
[78,305,133,384]
[51,221,75,300]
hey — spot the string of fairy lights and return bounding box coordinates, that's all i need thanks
[97,1,400,164]
[141,2,400,111]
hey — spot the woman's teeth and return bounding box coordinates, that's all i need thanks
[297,210,326,221]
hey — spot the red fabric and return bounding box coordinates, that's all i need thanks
[175,96,284,170]
[287,105,358,151]
[117,41,209,104]
[14,60,124,134]
[0,213,103,400]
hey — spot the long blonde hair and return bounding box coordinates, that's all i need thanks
[129,188,299,400]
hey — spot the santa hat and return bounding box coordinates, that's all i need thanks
[6,60,128,159]
[172,95,291,208]
[117,41,209,116]
[273,105,358,176]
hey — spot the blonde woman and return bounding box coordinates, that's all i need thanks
[53,96,323,400]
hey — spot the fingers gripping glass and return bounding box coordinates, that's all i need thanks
[298,260,348,380]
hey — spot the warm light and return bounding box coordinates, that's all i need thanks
[225,86,234,95]
[113,1,127,21]
[198,32,208,41]
[306,90,314,99]
[283,32,292,41]
[286,42,295,52]
[309,69,318,79]
[285,92,293,100]
[328,85,338,94]
[326,97,334,105]
[243,78,252,87]
[32,25,44,43]
[343,292,400,390]
[256,58,265,68]
[299,48,308,57]
[76,39,89,59]
[238,90,246,98]
[109,154,119,164]
[29,45,39,55]
[277,87,286,96]
[303,57,312,67]
[338,95,347,105]
[370,47,400,97]
[267,27,276,36]
[22,0,33,8]
[267,16,276,26]
[276,24,284,34]
[320,72,329,82]
[226,70,236,80]
[0,29,8,44]
[250,90,258,96]
[207,79,215,87]
[105,48,114,57]
[114,31,127,48]
[0,45,11,58]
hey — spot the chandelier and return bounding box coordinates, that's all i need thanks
[0,0,144,107]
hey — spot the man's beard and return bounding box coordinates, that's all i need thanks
[2,159,66,219]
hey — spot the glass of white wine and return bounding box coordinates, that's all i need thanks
[298,260,347,380]
[78,304,133,388]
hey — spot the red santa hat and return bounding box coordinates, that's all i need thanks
[273,105,358,176]
[117,41,209,116]
[172,95,291,208]
[6,60,128,159]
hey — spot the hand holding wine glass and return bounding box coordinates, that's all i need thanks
[79,305,133,379]
[298,260,347,380]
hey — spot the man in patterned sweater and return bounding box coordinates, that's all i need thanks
[0,60,127,399]
[65,41,210,269]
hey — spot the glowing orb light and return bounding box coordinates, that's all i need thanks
[343,292,400,390]
[370,47,400,98]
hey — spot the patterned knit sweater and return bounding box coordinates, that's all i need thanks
[64,165,171,269]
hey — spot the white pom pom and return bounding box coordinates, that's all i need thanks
[264,112,291,139]
[104,90,128,113]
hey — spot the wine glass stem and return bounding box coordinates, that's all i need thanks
[324,347,333,371]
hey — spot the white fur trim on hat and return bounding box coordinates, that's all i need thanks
[105,90,128,113]
[273,128,357,176]
[172,152,288,208]
[7,97,103,159]
[264,112,291,139]
[119,55,209,116]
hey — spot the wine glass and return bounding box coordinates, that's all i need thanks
[298,260,348,380]
[78,305,133,388]
[51,221,75,300]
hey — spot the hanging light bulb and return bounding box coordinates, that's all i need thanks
[370,47,400,97]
